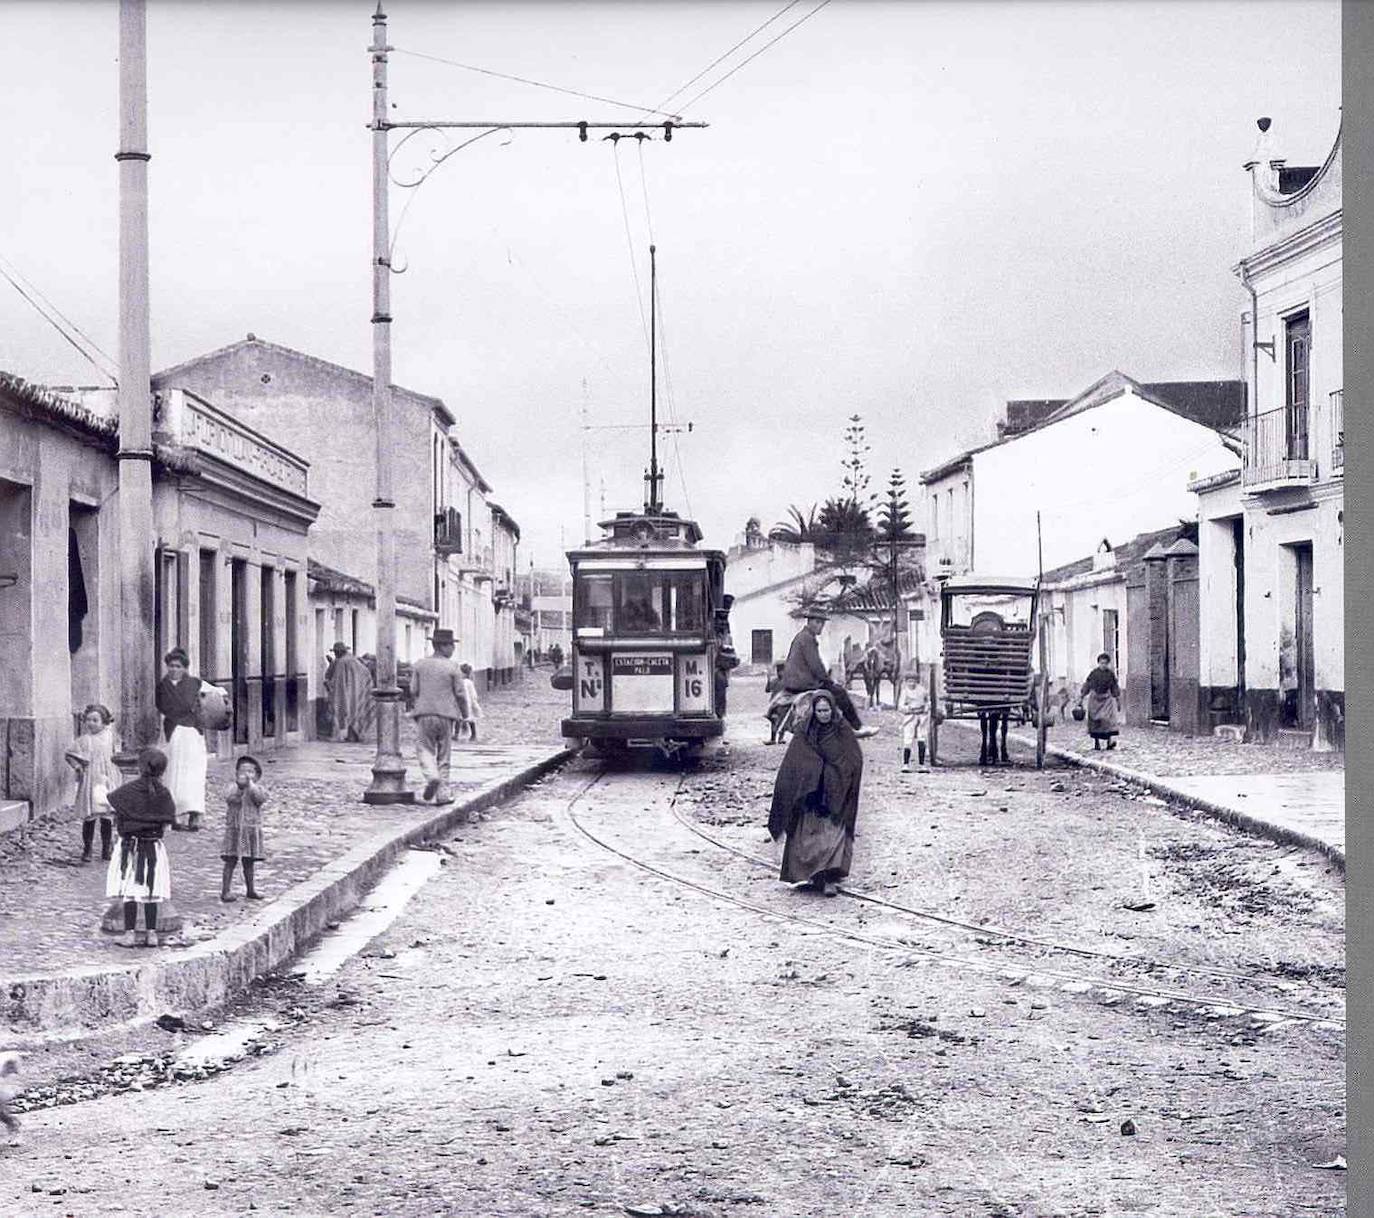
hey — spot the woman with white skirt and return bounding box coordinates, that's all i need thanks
[156,647,207,831]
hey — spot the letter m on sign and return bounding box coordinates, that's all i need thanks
[685,660,700,675]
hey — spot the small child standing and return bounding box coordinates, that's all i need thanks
[898,670,930,773]
[105,747,177,948]
[66,703,119,863]
[459,663,482,742]
[221,756,267,902]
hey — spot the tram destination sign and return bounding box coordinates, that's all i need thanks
[611,655,673,677]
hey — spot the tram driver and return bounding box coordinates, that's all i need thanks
[782,608,879,739]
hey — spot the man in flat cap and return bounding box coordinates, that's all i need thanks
[781,607,877,738]
[408,628,470,804]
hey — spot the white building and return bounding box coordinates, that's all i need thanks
[1192,117,1343,749]
[725,539,873,677]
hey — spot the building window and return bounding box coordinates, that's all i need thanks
[1284,311,1310,461]
[1102,608,1119,675]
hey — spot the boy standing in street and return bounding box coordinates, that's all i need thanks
[408,629,469,804]
[898,668,930,772]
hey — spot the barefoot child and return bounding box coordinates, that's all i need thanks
[66,704,119,863]
[105,747,177,948]
[898,669,930,772]
[221,756,266,902]
[459,664,482,742]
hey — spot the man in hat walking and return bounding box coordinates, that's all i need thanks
[408,628,470,804]
[782,608,877,737]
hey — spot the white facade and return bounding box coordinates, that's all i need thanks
[972,380,1240,577]
[1193,118,1343,748]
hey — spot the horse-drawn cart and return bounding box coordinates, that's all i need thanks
[927,575,1049,768]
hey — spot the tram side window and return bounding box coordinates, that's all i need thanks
[576,574,615,634]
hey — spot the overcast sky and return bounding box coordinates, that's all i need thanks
[1,0,1341,568]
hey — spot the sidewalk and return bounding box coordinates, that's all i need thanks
[0,675,573,1037]
[1007,720,1345,868]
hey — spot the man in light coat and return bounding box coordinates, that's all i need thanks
[408,628,470,803]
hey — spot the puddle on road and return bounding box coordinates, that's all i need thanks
[296,849,444,986]
[170,848,444,1073]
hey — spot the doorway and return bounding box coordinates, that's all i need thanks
[751,628,773,665]
[1284,542,1315,729]
[231,559,249,745]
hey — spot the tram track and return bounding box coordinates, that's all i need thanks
[557,762,1344,1031]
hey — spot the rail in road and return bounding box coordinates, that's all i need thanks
[555,764,1344,1035]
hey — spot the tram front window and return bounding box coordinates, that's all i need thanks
[576,574,615,634]
[575,571,707,637]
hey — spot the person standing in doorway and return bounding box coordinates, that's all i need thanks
[408,629,469,804]
[156,648,207,831]
[781,609,878,738]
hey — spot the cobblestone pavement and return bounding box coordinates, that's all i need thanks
[0,674,567,978]
[0,676,1343,1216]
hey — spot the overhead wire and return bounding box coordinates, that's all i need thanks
[0,256,117,383]
[392,46,683,120]
[676,0,834,116]
[633,0,806,123]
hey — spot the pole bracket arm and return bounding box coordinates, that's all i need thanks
[114,150,151,162]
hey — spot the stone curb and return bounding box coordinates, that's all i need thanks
[998,726,1345,872]
[2,747,577,1041]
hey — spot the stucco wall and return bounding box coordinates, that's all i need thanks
[155,344,437,609]
[0,416,121,820]
[972,392,1238,576]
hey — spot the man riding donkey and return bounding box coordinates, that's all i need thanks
[769,607,879,742]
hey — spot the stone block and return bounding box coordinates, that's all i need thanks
[0,799,29,834]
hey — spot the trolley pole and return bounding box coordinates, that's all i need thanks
[361,6,705,803]
[364,3,412,804]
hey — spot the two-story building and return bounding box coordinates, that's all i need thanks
[154,336,524,713]
[1192,117,1343,749]
[1,372,319,830]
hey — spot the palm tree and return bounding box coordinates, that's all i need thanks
[769,503,819,544]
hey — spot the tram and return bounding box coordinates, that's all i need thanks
[560,506,731,759]
[558,244,733,759]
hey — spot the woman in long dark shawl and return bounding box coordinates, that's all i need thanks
[768,691,865,896]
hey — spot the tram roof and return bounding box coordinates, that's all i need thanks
[565,508,723,563]
[939,573,1040,594]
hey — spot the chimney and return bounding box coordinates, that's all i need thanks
[1243,117,1282,192]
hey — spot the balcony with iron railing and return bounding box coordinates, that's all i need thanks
[1241,398,1336,490]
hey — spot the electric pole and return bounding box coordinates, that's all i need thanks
[362,3,705,805]
[115,0,158,768]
